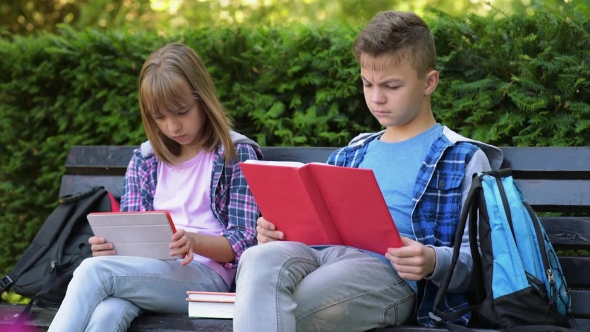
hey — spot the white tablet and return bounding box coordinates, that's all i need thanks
[87,211,183,260]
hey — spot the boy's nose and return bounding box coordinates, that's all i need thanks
[371,89,386,104]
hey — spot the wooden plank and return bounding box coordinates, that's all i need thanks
[64,145,590,178]
[515,179,590,211]
[571,290,590,318]
[1,302,585,331]
[559,257,590,288]
[501,147,590,176]
[65,146,135,175]
[541,217,590,248]
[59,175,125,199]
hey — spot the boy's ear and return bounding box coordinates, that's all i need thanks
[424,70,439,96]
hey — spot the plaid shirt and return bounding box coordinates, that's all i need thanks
[120,142,262,269]
[327,129,483,327]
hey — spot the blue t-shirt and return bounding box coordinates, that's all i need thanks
[358,123,443,293]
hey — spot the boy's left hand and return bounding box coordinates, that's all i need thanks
[170,229,197,266]
[385,236,436,280]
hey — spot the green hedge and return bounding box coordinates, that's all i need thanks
[0,9,589,275]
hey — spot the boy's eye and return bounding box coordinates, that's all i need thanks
[387,86,400,90]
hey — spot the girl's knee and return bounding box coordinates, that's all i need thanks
[73,256,113,278]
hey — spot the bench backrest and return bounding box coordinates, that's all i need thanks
[61,145,590,326]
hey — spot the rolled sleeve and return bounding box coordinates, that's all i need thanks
[425,148,491,293]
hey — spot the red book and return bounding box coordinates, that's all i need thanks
[239,160,403,254]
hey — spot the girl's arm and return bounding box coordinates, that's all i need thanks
[220,143,261,266]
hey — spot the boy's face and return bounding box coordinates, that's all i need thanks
[360,54,437,131]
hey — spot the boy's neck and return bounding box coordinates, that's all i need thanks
[380,107,437,143]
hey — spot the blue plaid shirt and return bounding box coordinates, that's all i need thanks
[327,130,485,327]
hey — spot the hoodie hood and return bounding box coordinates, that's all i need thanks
[346,126,504,171]
[140,130,261,158]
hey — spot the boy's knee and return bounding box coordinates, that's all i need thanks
[238,242,308,272]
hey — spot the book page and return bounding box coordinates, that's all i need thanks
[239,162,337,245]
[307,164,403,253]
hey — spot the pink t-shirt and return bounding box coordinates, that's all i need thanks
[153,150,235,286]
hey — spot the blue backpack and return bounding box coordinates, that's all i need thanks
[431,169,572,330]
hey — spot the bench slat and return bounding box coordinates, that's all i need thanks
[558,257,590,288]
[542,217,590,249]
[571,290,590,318]
[64,145,590,176]
[514,179,590,211]
[500,147,590,176]
[59,175,125,199]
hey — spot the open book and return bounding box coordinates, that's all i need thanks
[186,291,235,319]
[239,160,403,253]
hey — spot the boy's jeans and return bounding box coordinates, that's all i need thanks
[47,255,229,332]
[234,241,415,332]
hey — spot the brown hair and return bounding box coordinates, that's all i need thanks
[138,43,236,164]
[353,11,436,77]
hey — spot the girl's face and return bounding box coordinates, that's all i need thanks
[151,82,206,154]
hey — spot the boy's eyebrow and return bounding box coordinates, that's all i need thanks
[360,75,403,84]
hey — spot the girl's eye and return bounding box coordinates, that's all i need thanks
[178,110,189,115]
[153,115,165,120]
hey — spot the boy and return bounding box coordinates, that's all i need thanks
[234,11,503,331]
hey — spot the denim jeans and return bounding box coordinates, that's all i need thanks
[47,255,229,332]
[234,242,415,332]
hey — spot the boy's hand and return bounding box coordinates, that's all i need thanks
[89,236,116,256]
[170,229,196,266]
[256,217,284,244]
[385,236,436,280]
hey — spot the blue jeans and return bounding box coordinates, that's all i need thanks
[47,256,229,332]
[233,242,415,332]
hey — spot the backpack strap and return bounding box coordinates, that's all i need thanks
[430,173,484,324]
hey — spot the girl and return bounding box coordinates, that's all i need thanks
[48,43,262,332]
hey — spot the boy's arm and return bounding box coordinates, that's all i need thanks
[424,148,491,292]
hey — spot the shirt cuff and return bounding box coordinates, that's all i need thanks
[424,245,451,285]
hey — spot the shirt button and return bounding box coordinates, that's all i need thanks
[439,181,446,188]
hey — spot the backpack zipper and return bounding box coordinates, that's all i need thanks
[524,202,557,310]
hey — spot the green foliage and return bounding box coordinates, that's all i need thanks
[429,8,590,146]
[0,9,589,276]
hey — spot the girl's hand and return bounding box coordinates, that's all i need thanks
[170,229,196,265]
[89,236,116,256]
[256,217,284,244]
[385,236,436,280]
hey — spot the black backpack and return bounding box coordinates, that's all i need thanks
[0,186,119,316]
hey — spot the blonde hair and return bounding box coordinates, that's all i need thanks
[138,43,236,164]
[353,11,436,77]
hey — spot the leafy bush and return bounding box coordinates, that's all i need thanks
[0,8,588,276]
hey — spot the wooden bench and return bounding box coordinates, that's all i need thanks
[1,145,589,332]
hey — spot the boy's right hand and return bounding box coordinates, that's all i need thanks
[89,236,116,256]
[256,217,284,244]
